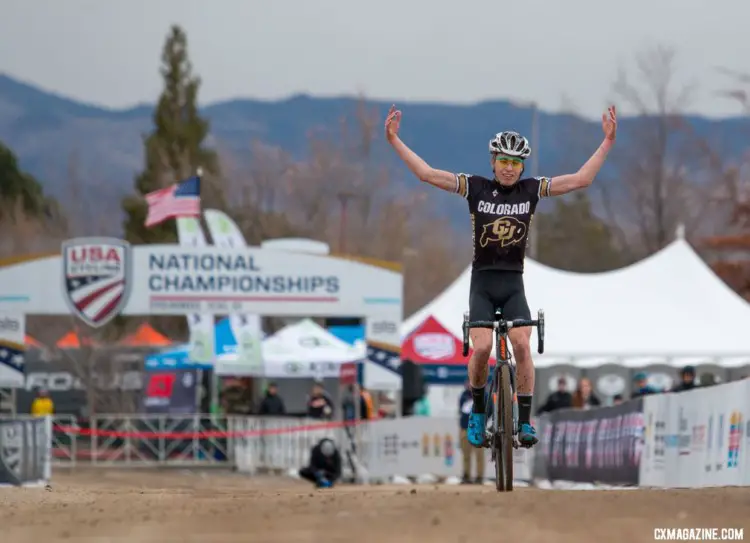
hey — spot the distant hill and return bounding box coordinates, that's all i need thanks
[0,73,747,235]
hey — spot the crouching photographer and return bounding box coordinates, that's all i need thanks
[299,438,342,489]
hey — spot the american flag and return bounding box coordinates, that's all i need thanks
[145,176,201,228]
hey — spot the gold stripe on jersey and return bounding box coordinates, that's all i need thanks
[470,212,476,260]
[537,177,551,198]
[456,173,469,198]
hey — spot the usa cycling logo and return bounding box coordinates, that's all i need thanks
[61,238,133,328]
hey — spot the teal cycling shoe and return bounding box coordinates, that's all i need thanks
[467,412,486,447]
[518,422,538,447]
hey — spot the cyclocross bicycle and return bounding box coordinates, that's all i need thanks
[461,308,545,492]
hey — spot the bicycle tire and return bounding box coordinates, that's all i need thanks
[496,363,514,492]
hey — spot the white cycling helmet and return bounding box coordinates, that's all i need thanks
[489,131,531,159]
[320,439,335,457]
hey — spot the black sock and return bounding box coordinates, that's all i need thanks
[518,394,533,425]
[471,386,486,414]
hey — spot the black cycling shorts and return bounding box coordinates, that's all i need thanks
[469,270,531,325]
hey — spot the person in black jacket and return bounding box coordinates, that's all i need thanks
[258,383,286,415]
[306,382,335,420]
[536,376,573,414]
[672,366,697,393]
[299,438,342,488]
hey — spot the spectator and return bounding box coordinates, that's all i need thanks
[536,376,573,414]
[612,394,624,405]
[413,388,431,416]
[342,385,370,420]
[258,382,286,415]
[307,381,334,420]
[458,381,484,484]
[632,372,658,398]
[571,377,601,409]
[672,366,697,393]
[30,388,54,417]
[360,386,374,419]
[298,438,342,488]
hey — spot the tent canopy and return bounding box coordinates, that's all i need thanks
[263,318,366,364]
[119,324,172,347]
[217,318,366,377]
[146,318,367,379]
[403,238,750,366]
[56,331,97,349]
[401,315,496,365]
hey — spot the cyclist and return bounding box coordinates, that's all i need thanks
[385,104,617,448]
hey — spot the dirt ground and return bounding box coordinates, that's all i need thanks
[1,470,748,543]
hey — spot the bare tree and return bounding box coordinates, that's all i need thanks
[219,95,466,316]
[696,70,750,299]
[58,318,143,417]
[606,45,702,256]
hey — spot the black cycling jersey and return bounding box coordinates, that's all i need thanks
[454,173,552,272]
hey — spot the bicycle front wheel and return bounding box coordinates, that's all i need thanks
[495,363,514,492]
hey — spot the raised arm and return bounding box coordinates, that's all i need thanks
[548,106,617,197]
[385,105,457,193]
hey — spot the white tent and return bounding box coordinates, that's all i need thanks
[216,318,366,378]
[403,237,750,368]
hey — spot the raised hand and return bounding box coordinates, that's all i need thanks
[384,104,401,142]
[602,105,617,141]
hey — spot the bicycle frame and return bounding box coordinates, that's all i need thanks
[461,309,545,492]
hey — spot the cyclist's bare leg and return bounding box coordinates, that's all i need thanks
[468,328,492,390]
[508,327,534,394]
[509,326,538,445]
[466,328,492,446]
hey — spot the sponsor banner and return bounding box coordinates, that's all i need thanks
[1,239,402,319]
[227,314,263,375]
[0,417,51,486]
[639,379,750,488]
[366,343,400,371]
[204,210,263,373]
[363,416,531,481]
[186,314,215,365]
[532,414,551,481]
[16,351,143,417]
[365,314,401,359]
[142,369,199,414]
[177,218,216,366]
[0,312,25,387]
[538,398,644,486]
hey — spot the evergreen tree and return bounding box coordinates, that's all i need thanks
[0,141,51,220]
[536,192,625,272]
[122,25,223,244]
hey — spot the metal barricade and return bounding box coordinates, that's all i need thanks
[233,417,349,475]
[48,414,371,474]
[51,414,234,468]
[51,415,78,466]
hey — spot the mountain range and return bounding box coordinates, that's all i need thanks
[0,73,747,234]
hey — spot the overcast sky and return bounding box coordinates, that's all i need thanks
[1,0,747,119]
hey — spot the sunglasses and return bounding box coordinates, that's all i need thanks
[495,156,524,170]
[495,157,524,170]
